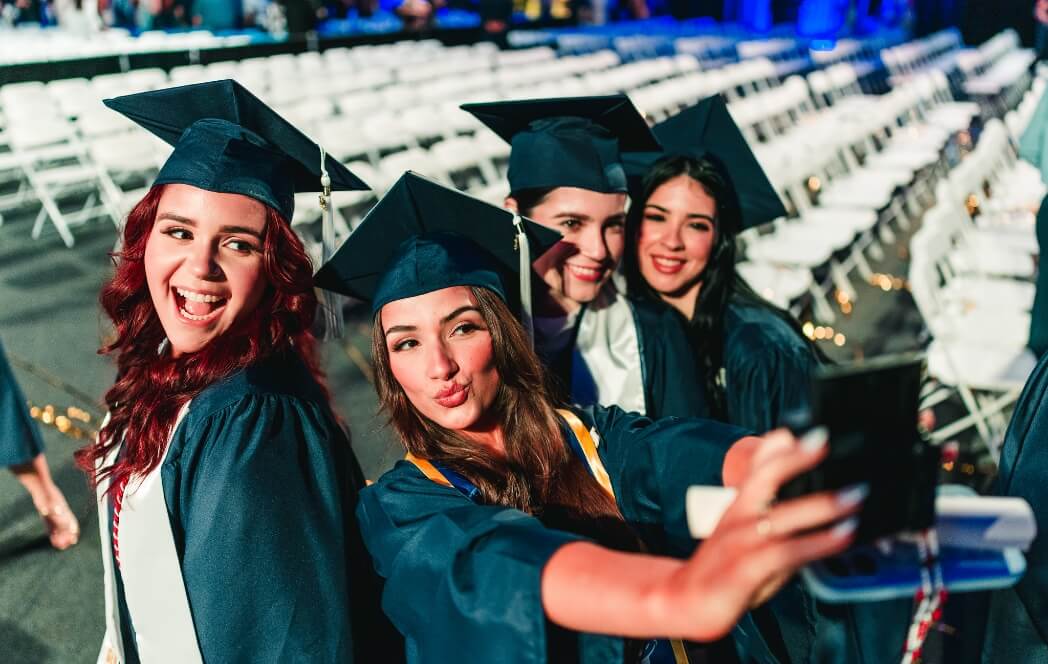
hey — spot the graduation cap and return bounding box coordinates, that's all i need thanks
[623,95,786,231]
[461,95,661,195]
[103,79,369,222]
[314,172,561,339]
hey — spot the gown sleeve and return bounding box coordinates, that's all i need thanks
[0,338,45,467]
[642,305,709,420]
[356,461,599,664]
[580,405,748,557]
[724,323,816,435]
[164,393,358,664]
[982,352,1048,658]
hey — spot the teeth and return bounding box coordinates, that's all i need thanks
[177,288,223,303]
[653,257,685,267]
[567,265,602,277]
[179,307,216,321]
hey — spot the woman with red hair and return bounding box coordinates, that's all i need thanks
[76,81,399,664]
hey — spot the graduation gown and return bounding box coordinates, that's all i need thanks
[719,303,816,434]
[1028,194,1048,358]
[701,302,911,664]
[357,404,781,664]
[979,350,1048,662]
[97,351,399,664]
[535,282,707,420]
[0,337,44,467]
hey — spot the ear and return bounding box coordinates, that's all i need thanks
[503,196,519,214]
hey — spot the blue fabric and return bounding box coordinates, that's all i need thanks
[371,233,507,316]
[357,404,783,663]
[111,352,400,663]
[0,338,44,467]
[981,351,1048,661]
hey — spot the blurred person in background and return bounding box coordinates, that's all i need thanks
[1,337,80,551]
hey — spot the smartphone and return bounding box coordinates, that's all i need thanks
[778,352,940,542]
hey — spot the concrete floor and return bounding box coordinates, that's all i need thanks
[0,185,979,662]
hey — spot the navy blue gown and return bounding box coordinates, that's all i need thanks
[110,351,401,664]
[0,337,44,467]
[980,350,1048,662]
[357,404,781,664]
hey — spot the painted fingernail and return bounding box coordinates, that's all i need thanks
[835,483,869,508]
[799,426,829,453]
[831,517,859,538]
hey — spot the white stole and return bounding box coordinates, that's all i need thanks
[96,402,203,664]
[573,285,647,415]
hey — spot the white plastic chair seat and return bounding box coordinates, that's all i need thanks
[819,175,896,209]
[736,261,813,308]
[866,145,941,171]
[927,341,1036,391]
[968,227,1039,255]
[928,306,1030,349]
[941,276,1035,312]
[32,163,98,188]
[801,207,878,234]
[744,227,836,268]
[926,106,975,132]
[951,245,1036,279]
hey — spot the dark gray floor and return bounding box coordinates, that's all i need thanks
[0,186,970,661]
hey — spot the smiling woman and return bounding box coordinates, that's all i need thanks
[144,185,268,356]
[317,174,863,664]
[73,81,399,664]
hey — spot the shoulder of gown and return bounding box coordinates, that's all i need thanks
[570,404,747,556]
[721,302,817,434]
[984,351,1048,654]
[357,460,608,663]
[161,351,372,664]
[627,295,708,420]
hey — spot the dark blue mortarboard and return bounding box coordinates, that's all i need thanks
[103,79,369,221]
[623,95,787,231]
[461,95,661,195]
[314,172,562,324]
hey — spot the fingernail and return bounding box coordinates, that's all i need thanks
[831,517,859,538]
[835,483,869,508]
[799,426,829,453]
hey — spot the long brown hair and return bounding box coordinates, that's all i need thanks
[372,286,625,527]
[76,185,327,491]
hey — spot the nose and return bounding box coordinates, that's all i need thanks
[576,224,608,263]
[187,240,222,280]
[425,340,459,381]
[662,221,685,251]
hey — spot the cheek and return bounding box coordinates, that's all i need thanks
[686,234,715,263]
[605,231,625,261]
[228,260,268,311]
[143,235,174,299]
[389,354,427,403]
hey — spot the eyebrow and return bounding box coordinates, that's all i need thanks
[551,211,593,222]
[644,204,715,222]
[383,305,481,337]
[156,213,263,238]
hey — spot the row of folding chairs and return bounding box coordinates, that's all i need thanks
[908,109,1046,455]
[718,63,975,322]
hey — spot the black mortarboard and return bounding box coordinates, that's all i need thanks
[461,95,661,195]
[103,79,368,221]
[314,172,561,325]
[623,95,786,231]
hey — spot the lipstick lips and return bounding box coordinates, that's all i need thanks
[649,254,687,275]
[564,262,608,284]
[434,383,469,408]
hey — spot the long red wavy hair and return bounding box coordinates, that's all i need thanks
[76,185,327,490]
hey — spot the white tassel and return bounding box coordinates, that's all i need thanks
[318,146,345,340]
[513,214,534,345]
